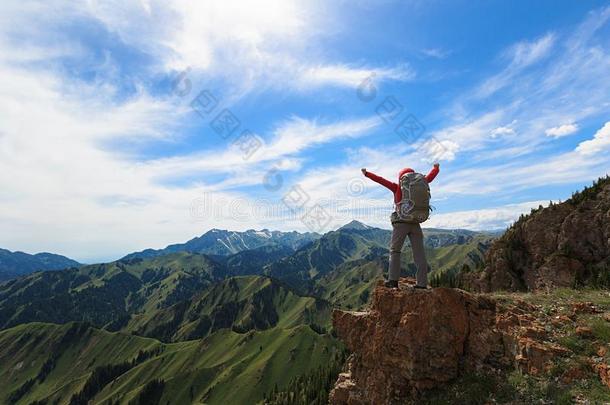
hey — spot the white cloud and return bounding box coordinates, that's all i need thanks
[433,7,610,166]
[425,201,551,230]
[418,139,459,162]
[490,127,515,137]
[0,0,405,261]
[0,46,381,262]
[82,0,413,95]
[298,63,414,88]
[139,115,380,182]
[576,121,610,155]
[490,121,517,138]
[545,123,578,138]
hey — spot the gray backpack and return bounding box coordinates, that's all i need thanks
[394,172,431,223]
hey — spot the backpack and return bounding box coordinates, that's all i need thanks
[394,172,431,223]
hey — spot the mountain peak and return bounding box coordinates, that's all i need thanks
[339,220,371,231]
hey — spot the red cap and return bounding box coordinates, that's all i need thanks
[398,168,414,179]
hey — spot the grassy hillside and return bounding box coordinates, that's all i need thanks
[314,258,385,310]
[216,244,295,276]
[125,275,331,342]
[0,252,225,330]
[0,322,342,405]
[264,228,388,290]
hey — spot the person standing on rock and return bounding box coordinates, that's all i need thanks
[361,163,440,289]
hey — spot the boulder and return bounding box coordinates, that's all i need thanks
[329,280,569,404]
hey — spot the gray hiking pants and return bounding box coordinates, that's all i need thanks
[389,221,428,287]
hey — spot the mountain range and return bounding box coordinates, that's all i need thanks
[0,248,80,282]
[0,220,499,404]
[121,228,320,259]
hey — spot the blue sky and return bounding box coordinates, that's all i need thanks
[1,0,610,262]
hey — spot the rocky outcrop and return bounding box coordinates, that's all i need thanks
[462,177,610,292]
[329,279,570,404]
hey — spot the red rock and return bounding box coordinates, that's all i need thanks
[561,365,586,384]
[521,325,546,339]
[571,302,601,315]
[547,343,571,356]
[330,282,504,403]
[595,363,610,388]
[551,315,573,327]
[576,326,594,338]
[330,280,573,404]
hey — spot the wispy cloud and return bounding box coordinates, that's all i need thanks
[298,63,414,88]
[84,0,413,97]
[475,33,556,98]
[421,48,451,59]
[140,115,381,181]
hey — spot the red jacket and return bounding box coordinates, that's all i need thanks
[364,166,439,203]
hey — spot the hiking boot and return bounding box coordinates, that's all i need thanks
[384,280,399,289]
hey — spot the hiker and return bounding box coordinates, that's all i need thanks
[361,163,440,289]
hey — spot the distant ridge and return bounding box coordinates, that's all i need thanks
[122,228,320,260]
[0,248,80,282]
[122,222,501,263]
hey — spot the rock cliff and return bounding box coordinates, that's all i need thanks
[462,176,610,292]
[329,279,572,404]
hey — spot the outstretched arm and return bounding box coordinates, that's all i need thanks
[425,163,440,183]
[361,168,398,193]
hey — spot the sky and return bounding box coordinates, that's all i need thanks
[1,0,610,263]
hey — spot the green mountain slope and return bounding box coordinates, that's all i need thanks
[0,252,225,330]
[125,275,331,342]
[264,228,387,290]
[216,243,295,276]
[0,322,342,405]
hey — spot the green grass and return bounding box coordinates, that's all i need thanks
[590,317,610,341]
[0,322,342,405]
[314,259,383,310]
[125,275,331,342]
